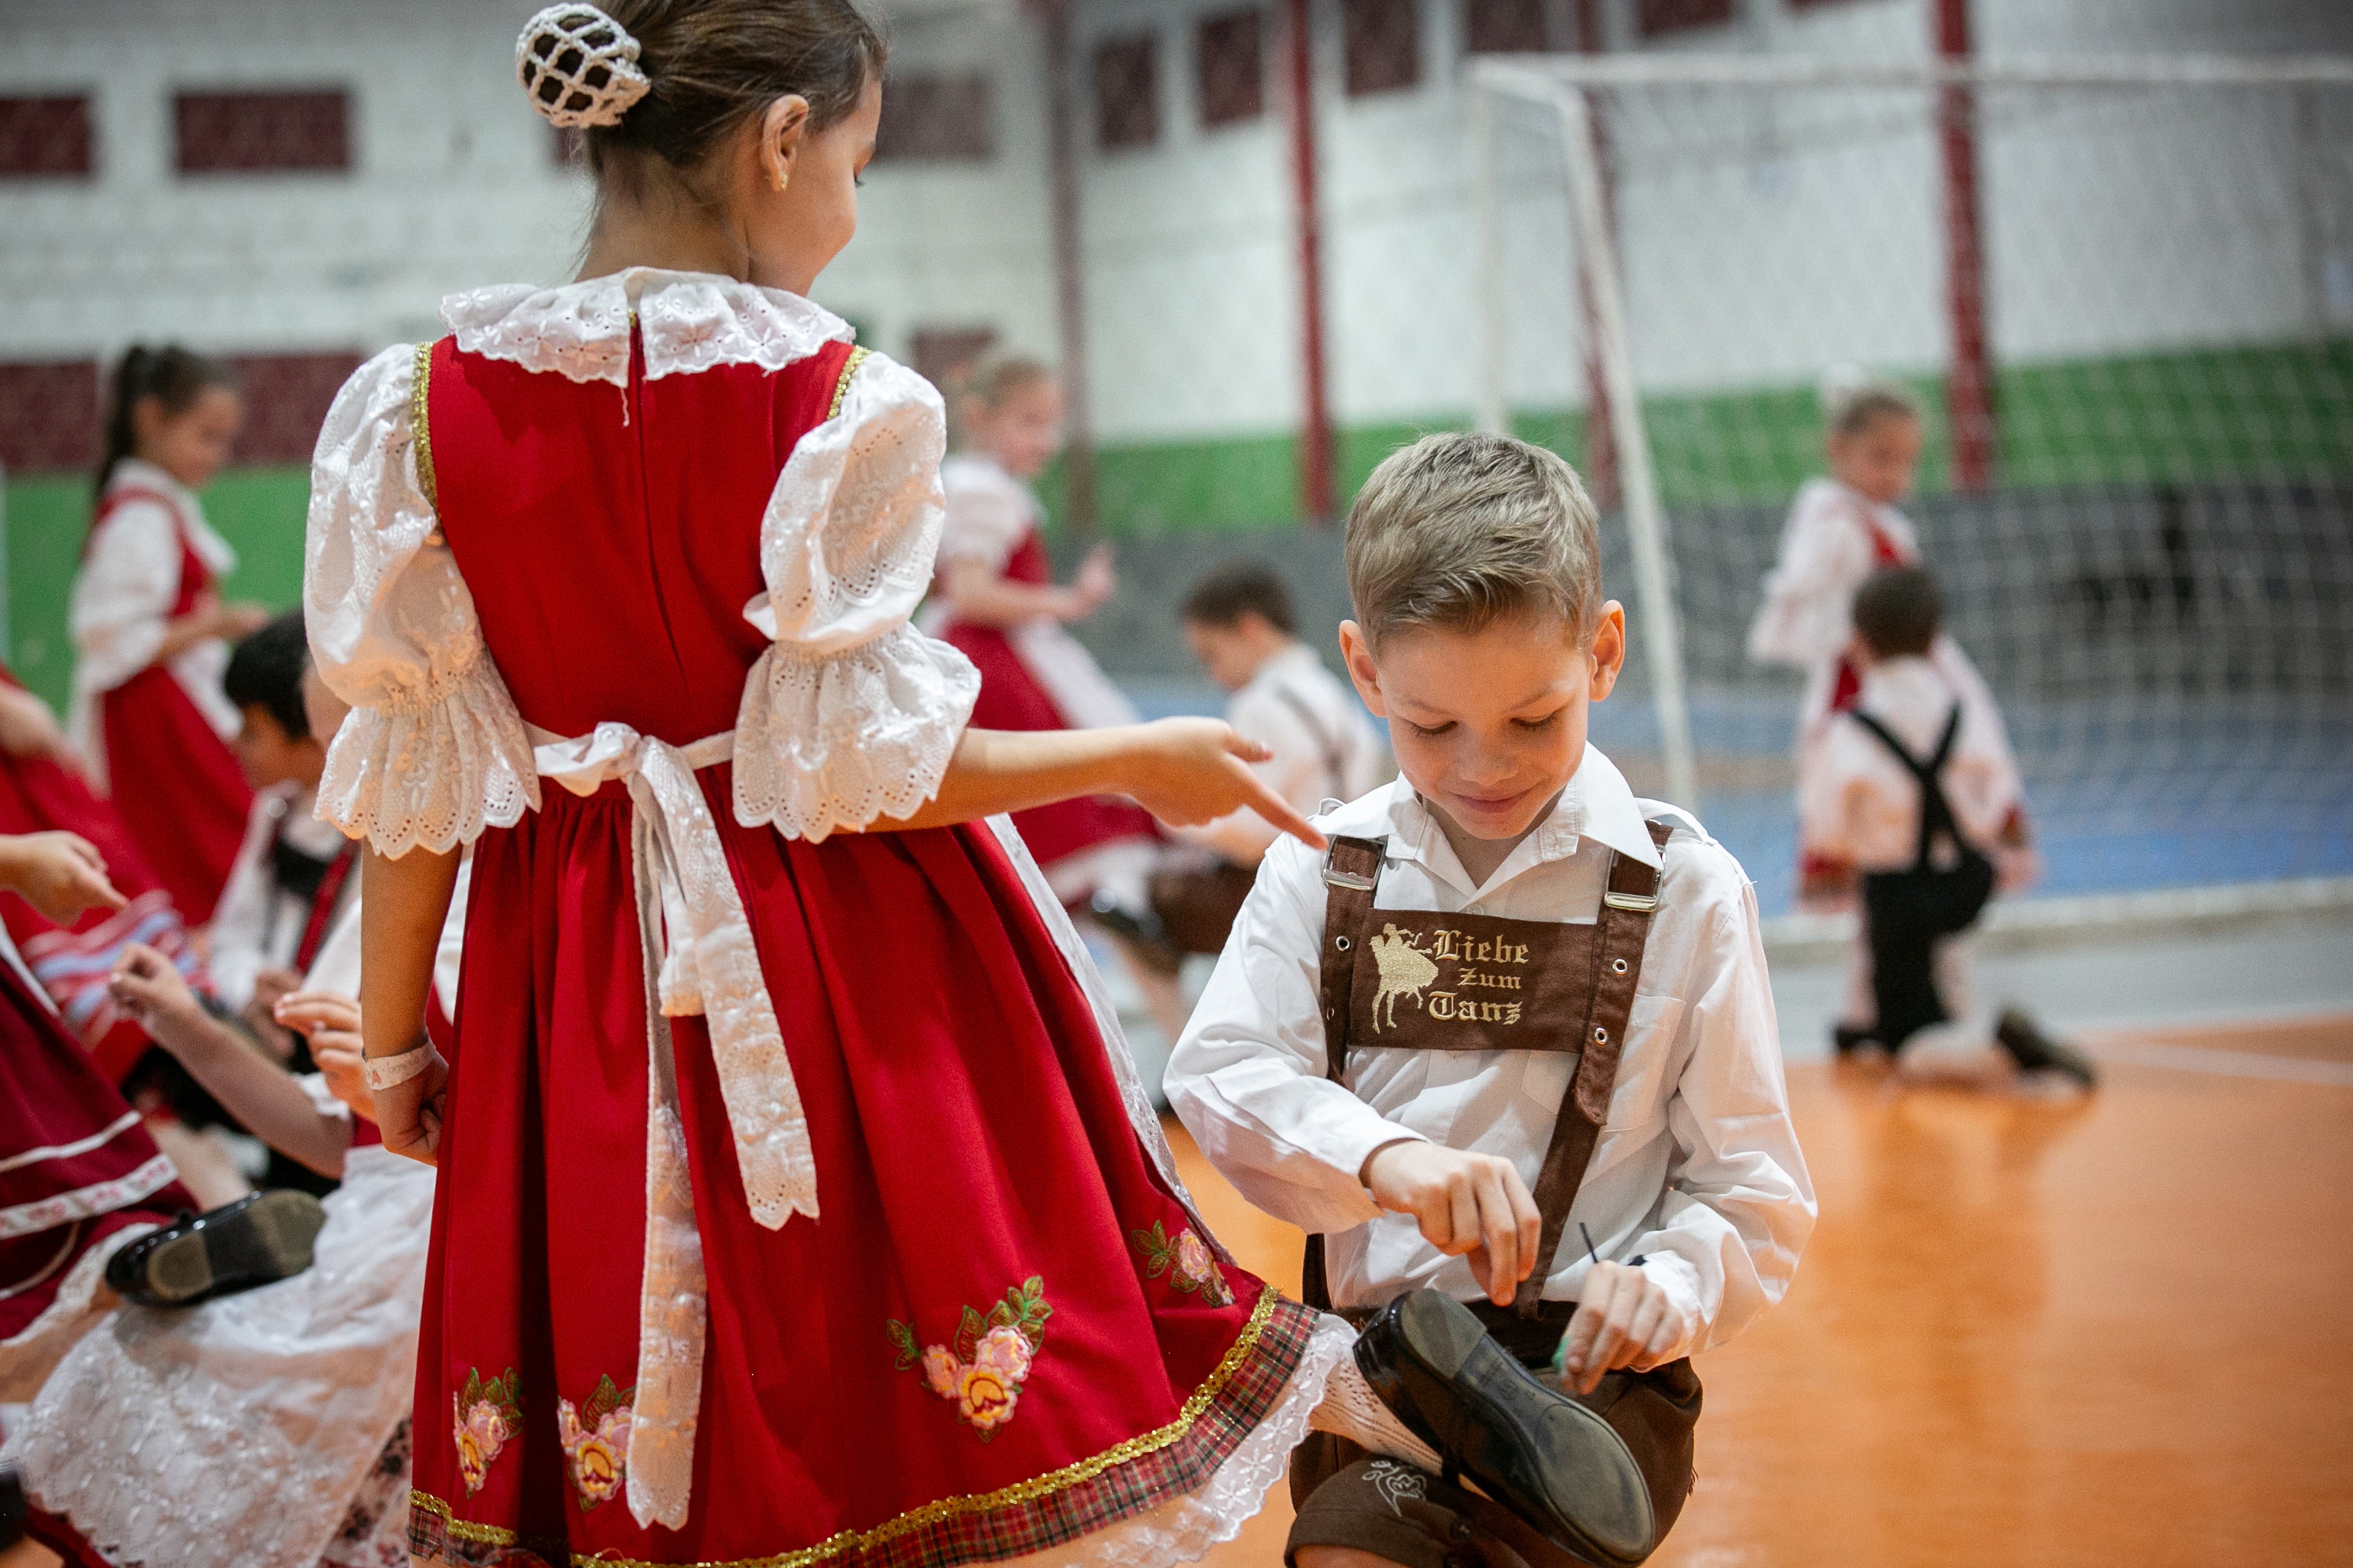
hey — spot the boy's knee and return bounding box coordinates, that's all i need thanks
[1288,1457,1489,1568]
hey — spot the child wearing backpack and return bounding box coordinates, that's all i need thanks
[1168,433,1816,1567]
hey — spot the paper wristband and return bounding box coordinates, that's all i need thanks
[361,1045,433,1092]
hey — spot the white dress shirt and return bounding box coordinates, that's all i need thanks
[207,782,355,1012]
[1186,644,1390,865]
[1167,747,1815,1363]
[1799,655,2024,875]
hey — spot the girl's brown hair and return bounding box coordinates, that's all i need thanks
[95,344,237,498]
[581,0,885,194]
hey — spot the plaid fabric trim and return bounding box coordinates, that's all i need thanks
[409,1289,1321,1568]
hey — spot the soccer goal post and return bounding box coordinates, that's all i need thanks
[1468,54,2353,910]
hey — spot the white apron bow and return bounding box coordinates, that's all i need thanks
[530,721,819,1531]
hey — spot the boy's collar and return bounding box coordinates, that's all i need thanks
[1377,743,1662,892]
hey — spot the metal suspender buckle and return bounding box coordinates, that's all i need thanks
[1322,842,1377,892]
[1602,889,1659,912]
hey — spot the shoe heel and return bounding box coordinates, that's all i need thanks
[145,1231,218,1303]
[1393,1290,1488,1379]
[231,1190,327,1280]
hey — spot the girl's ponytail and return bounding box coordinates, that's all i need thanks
[93,344,237,500]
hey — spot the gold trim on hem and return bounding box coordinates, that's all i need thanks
[412,1287,1286,1568]
[827,346,872,422]
[410,340,440,508]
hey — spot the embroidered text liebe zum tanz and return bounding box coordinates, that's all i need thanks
[1367,923,1532,1031]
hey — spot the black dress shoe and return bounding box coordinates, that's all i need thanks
[1995,1008,2098,1089]
[104,1189,327,1308]
[1355,1289,1656,1567]
[1,1463,27,1549]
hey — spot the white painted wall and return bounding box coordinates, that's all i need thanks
[1,0,2342,439]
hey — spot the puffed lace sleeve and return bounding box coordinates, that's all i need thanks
[304,344,540,857]
[732,350,981,841]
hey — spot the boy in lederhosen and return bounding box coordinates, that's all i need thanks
[1168,433,1816,1567]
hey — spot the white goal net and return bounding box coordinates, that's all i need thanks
[1471,56,2353,913]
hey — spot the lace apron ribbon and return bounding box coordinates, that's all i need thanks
[530,721,820,1531]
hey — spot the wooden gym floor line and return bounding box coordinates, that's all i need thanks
[1180,1012,2353,1568]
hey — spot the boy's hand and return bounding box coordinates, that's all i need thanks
[1362,1140,1542,1308]
[0,831,127,925]
[1557,1260,1690,1395]
[108,942,204,1039]
[1119,718,1326,851]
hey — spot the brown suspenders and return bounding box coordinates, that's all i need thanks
[1306,821,1674,1320]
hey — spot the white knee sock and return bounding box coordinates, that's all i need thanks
[1309,1360,1443,1473]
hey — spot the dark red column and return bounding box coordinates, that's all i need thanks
[1937,0,1993,491]
[1284,0,1334,523]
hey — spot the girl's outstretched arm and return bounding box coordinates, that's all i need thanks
[358,845,461,1166]
[881,718,1327,850]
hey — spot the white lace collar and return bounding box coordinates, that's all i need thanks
[439,268,854,387]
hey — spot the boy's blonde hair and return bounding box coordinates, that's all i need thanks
[1345,432,1604,647]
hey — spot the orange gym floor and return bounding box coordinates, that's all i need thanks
[1183,1013,2353,1568]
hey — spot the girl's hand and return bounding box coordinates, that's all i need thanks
[1066,544,1116,618]
[1116,719,1325,850]
[368,1044,449,1166]
[108,941,205,1039]
[276,990,374,1120]
[0,831,128,924]
[1556,1260,1690,1395]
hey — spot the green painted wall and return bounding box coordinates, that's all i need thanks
[2,465,312,711]
[1038,337,2352,535]
[5,337,2344,709]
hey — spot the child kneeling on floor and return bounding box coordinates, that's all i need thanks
[1799,566,2095,1090]
[1168,433,1816,1567]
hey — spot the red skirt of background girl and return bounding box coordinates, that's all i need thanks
[86,490,253,926]
[0,946,194,1352]
[0,667,195,1082]
[940,621,1159,872]
[393,334,1319,1566]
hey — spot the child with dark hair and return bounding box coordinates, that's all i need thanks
[1802,567,2094,1088]
[210,610,351,1053]
[305,5,1376,1564]
[1148,561,1388,957]
[70,344,267,923]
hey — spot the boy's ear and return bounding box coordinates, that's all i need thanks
[1588,601,1627,701]
[1337,620,1388,717]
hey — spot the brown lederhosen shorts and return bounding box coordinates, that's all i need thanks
[1286,1302,1700,1568]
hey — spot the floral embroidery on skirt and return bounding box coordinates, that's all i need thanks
[453,1369,522,1495]
[1133,1222,1235,1306]
[885,1277,1052,1440]
[557,1375,636,1510]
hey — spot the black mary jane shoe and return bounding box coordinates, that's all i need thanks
[1,1463,27,1549]
[1355,1289,1656,1568]
[103,1189,328,1309]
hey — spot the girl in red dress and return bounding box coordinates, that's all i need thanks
[928,361,1159,912]
[70,346,268,924]
[309,7,1393,1564]
[0,668,195,1081]
[0,831,194,1403]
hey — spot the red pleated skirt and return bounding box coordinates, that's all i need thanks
[409,768,1311,1567]
[97,666,250,926]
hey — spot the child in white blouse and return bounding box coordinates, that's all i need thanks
[1170,433,1814,1568]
